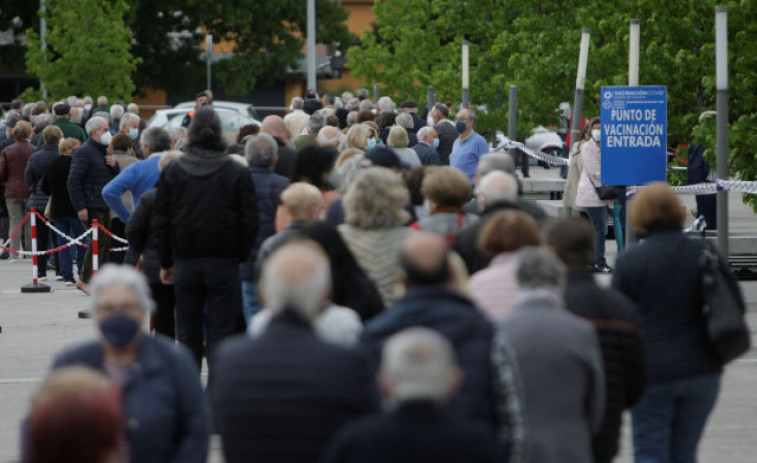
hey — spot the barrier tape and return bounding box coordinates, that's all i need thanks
[628,179,757,197]
[1,211,33,249]
[1,215,129,256]
[495,140,570,166]
[34,212,92,248]
[94,222,129,244]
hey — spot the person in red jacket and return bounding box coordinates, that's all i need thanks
[0,120,35,260]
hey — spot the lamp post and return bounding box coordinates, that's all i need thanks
[306,0,316,93]
[715,5,729,255]
[461,41,470,109]
[625,19,640,247]
[569,29,590,154]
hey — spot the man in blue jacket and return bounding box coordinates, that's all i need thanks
[68,116,121,293]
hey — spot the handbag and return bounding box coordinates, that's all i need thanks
[699,241,751,364]
[587,175,618,200]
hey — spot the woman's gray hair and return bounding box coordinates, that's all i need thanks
[245,133,278,167]
[336,154,365,194]
[344,167,410,230]
[516,246,566,291]
[88,264,156,314]
[109,105,124,120]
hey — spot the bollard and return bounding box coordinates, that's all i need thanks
[21,208,51,293]
[92,219,99,277]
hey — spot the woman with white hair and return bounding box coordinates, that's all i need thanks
[50,264,209,463]
[338,167,414,307]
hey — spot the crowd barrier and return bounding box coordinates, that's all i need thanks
[0,208,130,293]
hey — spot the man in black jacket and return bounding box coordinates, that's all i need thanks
[547,218,646,462]
[155,107,258,370]
[67,115,120,293]
[211,243,377,463]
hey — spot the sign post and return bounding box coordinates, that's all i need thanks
[600,86,667,186]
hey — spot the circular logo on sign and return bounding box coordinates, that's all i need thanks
[604,91,613,100]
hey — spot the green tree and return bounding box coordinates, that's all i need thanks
[24,0,140,101]
[205,0,356,96]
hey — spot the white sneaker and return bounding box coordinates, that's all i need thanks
[39,276,48,281]
[9,258,17,263]
[64,280,75,287]
[56,275,64,281]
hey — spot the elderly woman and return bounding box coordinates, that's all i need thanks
[410,166,477,241]
[51,264,209,463]
[575,117,613,273]
[612,183,737,463]
[387,126,421,167]
[338,167,414,308]
[335,124,369,168]
[0,120,35,260]
[469,210,543,321]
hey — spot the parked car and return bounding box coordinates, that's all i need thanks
[147,103,260,145]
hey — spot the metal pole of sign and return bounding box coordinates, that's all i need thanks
[306,0,316,93]
[508,85,517,161]
[373,84,380,102]
[40,0,48,98]
[570,29,590,168]
[461,41,470,109]
[427,86,436,114]
[715,6,729,256]
[625,19,640,248]
[206,34,213,91]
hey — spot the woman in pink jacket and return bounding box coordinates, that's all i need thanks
[575,117,614,273]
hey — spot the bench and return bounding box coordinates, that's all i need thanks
[521,178,566,200]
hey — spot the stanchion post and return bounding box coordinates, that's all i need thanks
[373,84,380,102]
[570,29,590,152]
[508,85,517,161]
[715,6,729,256]
[21,208,51,293]
[92,219,99,277]
[462,41,470,109]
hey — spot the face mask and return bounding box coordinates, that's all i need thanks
[99,313,140,348]
[129,128,139,140]
[427,116,435,127]
[432,138,440,149]
[592,129,601,142]
[455,121,467,134]
[100,131,112,146]
[84,104,92,112]
[367,138,377,149]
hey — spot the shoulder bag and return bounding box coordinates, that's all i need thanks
[699,240,751,364]
[587,174,618,200]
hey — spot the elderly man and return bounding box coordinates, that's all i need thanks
[103,127,171,224]
[429,103,457,165]
[294,112,324,151]
[260,115,297,178]
[493,247,605,463]
[68,116,121,293]
[361,233,514,436]
[413,126,441,165]
[284,96,310,140]
[400,99,427,132]
[211,243,378,463]
[450,109,489,183]
[326,328,500,463]
[91,96,109,116]
[317,125,341,150]
[44,102,86,144]
[395,113,418,147]
[240,133,290,323]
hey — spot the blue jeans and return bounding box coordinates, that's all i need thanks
[54,216,88,280]
[585,206,609,267]
[632,374,721,463]
[242,281,261,327]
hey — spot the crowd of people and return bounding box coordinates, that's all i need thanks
[1,89,744,463]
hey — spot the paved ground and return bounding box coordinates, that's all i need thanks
[1,166,755,462]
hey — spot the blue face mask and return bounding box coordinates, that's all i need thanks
[128,128,139,140]
[432,138,440,149]
[455,121,467,134]
[100,313,140,348]
[367,138,377,149]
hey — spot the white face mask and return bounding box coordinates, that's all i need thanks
[84,104,92,112]
[100,131,112,146]
[427,116,435,127]
[592,128,601,142]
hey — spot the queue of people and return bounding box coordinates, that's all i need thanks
[3,90,745,463]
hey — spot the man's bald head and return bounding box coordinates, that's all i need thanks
[478,171,519,210]
[317,125,340,148]
[400,232,450,286]
[261,115,290,144]
[261,242,331,320]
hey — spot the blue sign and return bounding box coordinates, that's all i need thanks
[600,86,667,185]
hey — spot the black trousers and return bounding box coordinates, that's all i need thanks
[150,282,176,340]
[174,258,242,371]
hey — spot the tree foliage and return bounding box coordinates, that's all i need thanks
[349,0,757,209]
[24,0,140,101]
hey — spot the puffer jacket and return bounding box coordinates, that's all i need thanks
[0,140,35,198]
[67,139,121,211]
[240,166,290,282]
[25,144,59,210]
[125,189,161,284]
